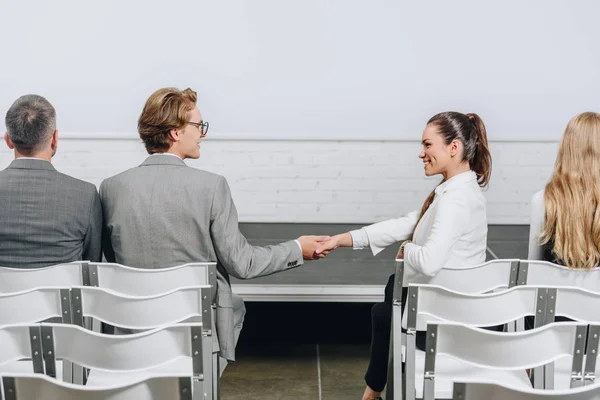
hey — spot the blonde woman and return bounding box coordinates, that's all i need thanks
[316,111,493,400]
[528,112,600,268]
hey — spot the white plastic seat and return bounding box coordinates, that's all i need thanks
[402,284,548,400]
[0,263,84,293]
[518,261,600,291]
[453,379,600,400]
[81,262,219,399]
[85,262,217,297]
[537,286,600,389]
[0,287,71,326]
[0,373,193,400]
[69,286,213,331]
[422,322,588,400]
[388,259,520,399]
[39,323,211,399]
[0,324,43,375]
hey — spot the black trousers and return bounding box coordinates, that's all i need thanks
[364,274,504,392]
[364,274,425,392]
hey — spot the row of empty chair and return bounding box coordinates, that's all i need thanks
[0,261,219,400]
[387,259,600,400]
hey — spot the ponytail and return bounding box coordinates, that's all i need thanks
[465,113,492,187]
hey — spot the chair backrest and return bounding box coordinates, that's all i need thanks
[0,263,83,293]
[86,262,217,298]
[39,323,206,378]
[423,322,589,400]
[1,374,193,400]
[393,259,520,300]
[519,261,600,291]
[405,284,545,331]
[69,286,212,332]
[0,325,43,374]
[427,321,587,370]
[0,288,71,326]
[453,380,600,400]
[544,286,600,385]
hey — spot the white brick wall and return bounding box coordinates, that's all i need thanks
[0,137,558,224]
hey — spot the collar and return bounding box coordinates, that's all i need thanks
[6,158,55,171]
[434,170,477,195]
[140,153,187,167]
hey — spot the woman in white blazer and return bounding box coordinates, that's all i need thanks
[528,112,600,268]
[316,111,492,400]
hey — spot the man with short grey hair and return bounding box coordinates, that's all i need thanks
[0,94,102,268]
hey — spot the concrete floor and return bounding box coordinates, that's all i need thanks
[220,224,529,399]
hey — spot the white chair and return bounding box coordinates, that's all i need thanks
[453,379,600,400]
[518,261,600,291]
[39,323,211,400]
[84,262,217,297]
[66,286,213,396]
[537,286,600,389]
[0,288,72,381]
[0,324,43,375]
[402,284,549,400]
[0,374,194,400]
[422,322,588,400]
[82,262,219,399]
[0,263,84,293]
[0,287,71,325]
[69,286,213,332]
[387,259,520,400]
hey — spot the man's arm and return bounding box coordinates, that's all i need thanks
[82,188,103,262]
[209,177,327,279]
[98,181,116,262]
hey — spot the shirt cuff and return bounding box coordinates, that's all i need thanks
[350,229,369,249]
[294,239,302,253]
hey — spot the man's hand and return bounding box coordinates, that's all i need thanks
[297,235,332,260]
[315,236,340,256]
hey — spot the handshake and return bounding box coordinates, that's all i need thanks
[297,234,343,260]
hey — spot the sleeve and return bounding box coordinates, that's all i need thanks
[527,190,545,260]
[210,176,303,279]
[362,210,421,255]
[99,181,116,262]
[402,196,468,277]
[350,228,370,249]
[82,187,103,262]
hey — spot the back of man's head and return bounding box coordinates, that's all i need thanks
[5,94,56,156]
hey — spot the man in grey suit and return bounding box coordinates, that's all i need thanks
[100,87,329,369]
[0,94,102,268]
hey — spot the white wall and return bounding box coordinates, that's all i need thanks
[1,0,598,141]
[0,0,593,223]
[0,137,557,224]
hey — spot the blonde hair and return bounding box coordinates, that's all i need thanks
[540,112,600,269]
[138,87,197,154]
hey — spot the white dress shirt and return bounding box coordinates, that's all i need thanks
[527,189,546,260]
[351,170,487,278]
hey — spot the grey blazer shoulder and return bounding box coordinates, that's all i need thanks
[99,155,303,360]
[0,159,102,268]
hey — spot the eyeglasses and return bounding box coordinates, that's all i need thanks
[188,121,209,137]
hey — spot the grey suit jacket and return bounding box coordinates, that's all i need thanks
[0,159,102,268]
[99,155,303,360]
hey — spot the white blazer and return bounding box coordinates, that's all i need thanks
[353,170,488,279]
[527,190,546,260]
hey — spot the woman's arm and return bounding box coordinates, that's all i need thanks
[527,190,545,260]
[316,210,420,255]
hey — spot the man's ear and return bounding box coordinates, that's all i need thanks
[168,128,180,143]
[4,132,14,149]
[50,130,59,151]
